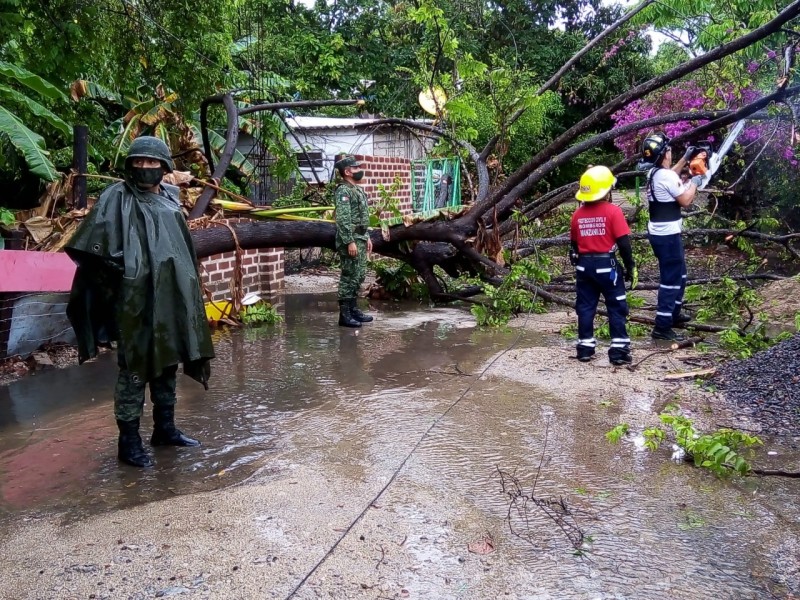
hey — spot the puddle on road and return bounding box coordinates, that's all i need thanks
[0,293,522,522]
[0,292,797,598]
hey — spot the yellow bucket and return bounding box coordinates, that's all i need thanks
[205,299,233,321]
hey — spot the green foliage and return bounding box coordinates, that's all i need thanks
[239,302,282,326]
[470,258,549,327]
[0,206,14,226]
[618,407,763,478]
[683,277,761,323]
[605,423,629,444]
[795,312,800,332]
[370,176,403,226]
[370,258,428,301]
[0,62,67,181]
[718,325,791,359]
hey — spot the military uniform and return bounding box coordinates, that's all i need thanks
[333,155,374,328]
[66,136,214,468]
[335,181,370,300]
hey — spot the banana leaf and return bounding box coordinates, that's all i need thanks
[0,105,59,181]
[192,125,256,178]
[0,84,71,138]
[0,61,67,101]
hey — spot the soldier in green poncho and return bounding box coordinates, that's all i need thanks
[333,155,374,328]
[65,136,215,468]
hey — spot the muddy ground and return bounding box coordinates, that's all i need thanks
[0,278,798,599]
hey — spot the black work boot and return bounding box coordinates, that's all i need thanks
[674,313,692,325]
[576,347,595,363]
[609,350,633,366]
[150,405,200,447]
[338,299,362,328]
[350,299,373,323]
[117,419,154,468]
[651,327,685,342]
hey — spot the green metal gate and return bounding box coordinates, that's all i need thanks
[411,157,461,213]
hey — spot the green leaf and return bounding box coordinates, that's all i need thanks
[0,61,67,101]
[0,84,71,138]
[196,126,256,178]
[0,105,59,181]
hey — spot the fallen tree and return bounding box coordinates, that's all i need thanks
[189,0,800,311]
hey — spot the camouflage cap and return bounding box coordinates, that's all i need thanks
[334,155,363,172]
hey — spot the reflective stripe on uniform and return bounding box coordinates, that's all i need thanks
[660,284,682,289]
[576,265,586,271]
[577,338,596,347]
[616,294,627,301]
[656,311,673,317]
[675,300,682,305]
[596,267,612,273]
[611,338,630,343]
[610,343,629,348]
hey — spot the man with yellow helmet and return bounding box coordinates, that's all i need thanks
[570,165,636,365]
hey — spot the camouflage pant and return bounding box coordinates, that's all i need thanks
[338,239,367,300]
[114,348,178,422]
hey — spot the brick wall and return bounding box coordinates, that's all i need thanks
[353,154,413,217]
[199,221,285,301]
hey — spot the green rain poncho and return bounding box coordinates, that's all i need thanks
[65,179,214,387]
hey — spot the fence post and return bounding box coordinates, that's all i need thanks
[72,125,89,209]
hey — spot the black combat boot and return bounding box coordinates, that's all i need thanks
[338,299,362,328]
[150,405,201,447]
[350,299,373,323]
[117,418,154,468]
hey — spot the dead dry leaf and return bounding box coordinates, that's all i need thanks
[467,534,495,555]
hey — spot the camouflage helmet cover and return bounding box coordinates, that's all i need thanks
[126,136,174,173]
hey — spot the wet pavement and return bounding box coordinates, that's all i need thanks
[0,293,798,599]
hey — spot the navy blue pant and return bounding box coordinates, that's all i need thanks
[575,256,630,361]
[648,233,687,330]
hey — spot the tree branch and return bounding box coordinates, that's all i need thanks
[473,0,800,222]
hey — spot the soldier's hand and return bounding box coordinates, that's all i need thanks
[348,242,358,257]
[367,237,373,254]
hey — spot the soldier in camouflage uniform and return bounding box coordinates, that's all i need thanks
[333,155,374,328]
[66,137,215,468]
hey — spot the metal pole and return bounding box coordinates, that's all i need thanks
[72,125,89,209]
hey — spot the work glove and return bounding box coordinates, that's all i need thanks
[682,146,697,162]
[625,265,639,290]
[569,247,579,266]
[690,175,704,187]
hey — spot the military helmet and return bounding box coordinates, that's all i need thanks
[126,136,174,173]
[641,131,670,164]
[575,165,616,202]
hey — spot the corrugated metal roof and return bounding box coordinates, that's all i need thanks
[286,116,433,130]
[286,116,383,130]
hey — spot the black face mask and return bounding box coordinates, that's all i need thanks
[130,166,163,190]
[351,170,365,181]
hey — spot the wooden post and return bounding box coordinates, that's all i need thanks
[72,125,89,209]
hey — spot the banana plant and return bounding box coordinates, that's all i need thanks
[0,61,71,182]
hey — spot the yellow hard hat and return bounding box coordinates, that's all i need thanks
[575,165,616,202]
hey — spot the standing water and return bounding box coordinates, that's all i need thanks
[0,293,797,599]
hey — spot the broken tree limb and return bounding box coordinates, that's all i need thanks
[626,337,705,371]
[474,1,800,223]
[662,368,717,380]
